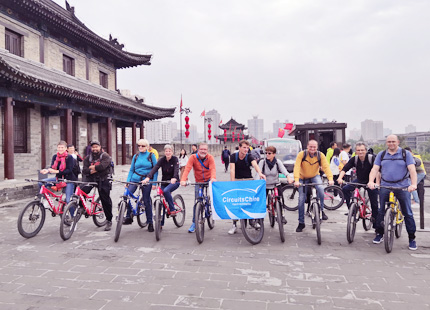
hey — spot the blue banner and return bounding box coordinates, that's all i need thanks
[209,180,267,220]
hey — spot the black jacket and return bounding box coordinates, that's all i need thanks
[82,152,112,182]
[50,154,77,181]
[147,156,180,181]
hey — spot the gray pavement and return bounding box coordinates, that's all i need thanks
[1,157,430,309]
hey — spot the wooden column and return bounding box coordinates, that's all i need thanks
[4,97,14,179]
[106,117,112,156]
[65,108,72,144]
[140,122,144,139]
[41,114,46,169]
[132,122,137,146]
[121,127,126,165]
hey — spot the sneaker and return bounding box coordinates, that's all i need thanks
[321,211,328,221]
[169,210,177,217]
[409,239,417,251]
[228,225,237,235]
[373,234,384,244]
[123,217,133,225]
[188,222,196,233]
[104,221,112,231]
[282,217,287,224]
[147,223,154,232]
[296,223,305,232]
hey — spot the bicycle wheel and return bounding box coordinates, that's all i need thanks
[395,209,403,238]
[17,200,46,238]
[346,202,358,243]
[136,197,147,228]
[172,194,186,227]
[362,204,372,231]
[281,186,299,211]
[275,200,285,243]
[92,197,107,227]
[154,200,163,241]
[323,186,344,210]
[60,201,79,241]
[206,197,215,230]
[194,202,205,244]
[312,202,322,245]
[240,218,264,245]
[384,207,395,253]
[114,200,127,242]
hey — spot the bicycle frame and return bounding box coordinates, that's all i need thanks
[73,186,100,216]
[123,186,145,217]
[39,185,67,215]
[388,191,404,226]
[352,187,372,220]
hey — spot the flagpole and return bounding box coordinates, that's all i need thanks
[180,94,182,145]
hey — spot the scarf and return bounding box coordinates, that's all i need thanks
[266,158,276,170]
[52,151,68,172]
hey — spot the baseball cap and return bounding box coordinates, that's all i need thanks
[90,140,101,146]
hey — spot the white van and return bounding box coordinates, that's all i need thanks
[263,138,302,174]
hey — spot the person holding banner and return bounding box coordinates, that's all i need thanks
[180,143,217,233]
[228,140,266,235]
[293,140,334,233]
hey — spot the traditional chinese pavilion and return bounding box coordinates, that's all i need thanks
[217,118,249,143]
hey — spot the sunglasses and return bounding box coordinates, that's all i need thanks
[265,152,273,155]
[137,144,147,147]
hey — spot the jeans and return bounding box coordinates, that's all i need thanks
[161,182,180,212]
[127,183,152,224]
[39,177,74,204]
[81,179,113,221]
[411,173,426,203]
[298,175,325,224]
[375,187,416,240]
[342,179,379,228]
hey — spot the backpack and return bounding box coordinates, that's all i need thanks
[235,152,250,168]
[379,149,415,183]
[354,154,375,167]
[89,152,114,176]
[301,150,321,166]
[72,156,81,177]
[132,152,154,179]
[251,148,261,161]
[222,149,230,159]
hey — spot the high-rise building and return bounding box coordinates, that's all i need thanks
[405,124,416,134]
[248,116,264,141]
[361,119,383,142]
[205,109,221,144]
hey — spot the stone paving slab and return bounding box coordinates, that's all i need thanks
[1,157,430,309]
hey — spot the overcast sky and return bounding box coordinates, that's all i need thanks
[55,0,430,135]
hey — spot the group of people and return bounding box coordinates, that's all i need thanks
[41,135,423,250]
[294,135,420,251]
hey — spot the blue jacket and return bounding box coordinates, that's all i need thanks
[127,151,158,183]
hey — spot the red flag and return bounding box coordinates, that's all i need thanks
[219,120,222,126]
[278,128,285,138]
[284,123,293,130]
[200,110,205,117]
[180,95,183,109]
[234,126,237,132]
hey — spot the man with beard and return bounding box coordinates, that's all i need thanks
[82,140,113,231]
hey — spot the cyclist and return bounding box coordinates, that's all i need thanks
[180,142,217,233]
[228,140,266,235]
[124,139,157,232]
[368,135,418,250]
[337,142,378,224]
[81,140,113,231]
[39,140,76,204]
[340,143,352,182]
[326,141,337,163]
[293,140,334,232]
[148,145,159,160]
[143,144,180,219]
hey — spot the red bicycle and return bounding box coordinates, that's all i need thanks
[267,184,287,243]
[345,182,372,243]
[60,180,106,240]
[17,179,68,238]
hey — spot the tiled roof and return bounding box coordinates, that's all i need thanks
[0,49,175,120]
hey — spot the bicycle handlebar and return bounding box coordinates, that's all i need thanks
[25,178,55,184]
[375,185,408,191]
[343,182,368,188]
[57,179,97,186]
[112,180,143,186]
[187,182,210,186]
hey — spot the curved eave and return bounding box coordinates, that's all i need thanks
[0,56,174,120]
[8,0,151,68]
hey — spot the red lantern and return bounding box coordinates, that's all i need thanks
[224,129,227,143]
[207,123,212,140]
[184,116,190,139]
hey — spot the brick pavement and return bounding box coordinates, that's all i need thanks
[1,157,430,309]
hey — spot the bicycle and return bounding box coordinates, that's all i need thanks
[378,185,405,253]
[150,181,185,241]
[59,180,106,240]
[281,184,344,212]
[190,182,215,244]
[113,180,149,242]
[267,184,287,242]
[344,182,373,243]
[17,179,68,238]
